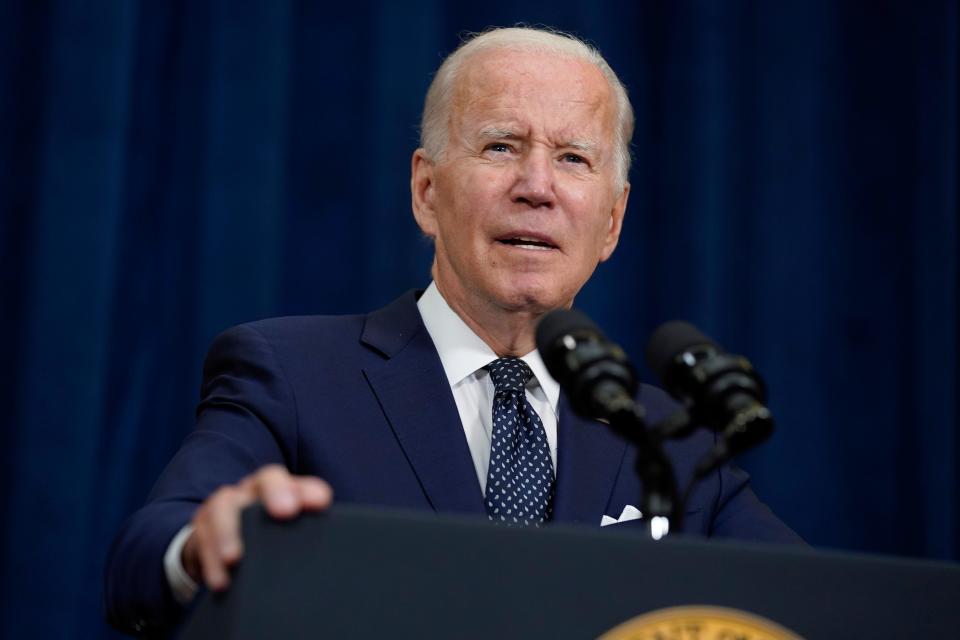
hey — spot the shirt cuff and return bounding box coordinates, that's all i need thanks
[163,524,199,605]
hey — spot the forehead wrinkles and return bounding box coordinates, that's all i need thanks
[450,51,616,147]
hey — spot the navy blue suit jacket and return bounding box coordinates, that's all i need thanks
[105,290,802,635]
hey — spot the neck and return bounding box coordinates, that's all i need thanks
[433,276,542,358]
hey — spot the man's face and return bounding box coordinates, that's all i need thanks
[412,49,629,318]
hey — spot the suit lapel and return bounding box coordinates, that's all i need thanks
[551,393,629,525]
[361,292,485,517]
[357,290,630,524]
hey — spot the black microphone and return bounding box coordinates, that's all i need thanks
[645,321,773,475]
[537,309,679,535]
[535,308,638,420]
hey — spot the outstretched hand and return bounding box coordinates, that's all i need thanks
[182,464,333,591]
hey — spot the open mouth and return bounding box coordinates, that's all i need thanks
[496,236,558,251]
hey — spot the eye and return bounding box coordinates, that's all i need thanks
[561,153,587,164]
[485,142,514,154]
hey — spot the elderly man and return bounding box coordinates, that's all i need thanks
[105,26,800,636]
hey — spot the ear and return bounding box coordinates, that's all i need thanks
[598,182,630,262]
[410,148,438,238]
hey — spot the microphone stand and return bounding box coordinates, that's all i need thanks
[652,403,774,522]
[603,402,681,540]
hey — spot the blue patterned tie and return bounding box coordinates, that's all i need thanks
[484,357,556,526]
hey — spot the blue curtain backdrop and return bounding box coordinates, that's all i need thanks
[1,1,957,637]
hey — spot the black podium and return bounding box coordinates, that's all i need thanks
[179,506,960,639]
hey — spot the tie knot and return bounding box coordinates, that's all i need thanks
[486,357,533,393]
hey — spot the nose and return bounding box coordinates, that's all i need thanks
[509,148,556,209]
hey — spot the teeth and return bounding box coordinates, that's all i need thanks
[500,236,554,250]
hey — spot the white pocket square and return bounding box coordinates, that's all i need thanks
[600,504,643,526]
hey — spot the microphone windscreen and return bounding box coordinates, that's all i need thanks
[645,321,716,379]
[535,308,603,356]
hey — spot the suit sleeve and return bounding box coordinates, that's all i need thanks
[708,461,806,545]
[104,323,300,636]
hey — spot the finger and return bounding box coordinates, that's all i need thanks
[199,540,230,591]
[191,508,232,592]
[206,486,253,567]
[295,476,333,510]
[253,465,302,519]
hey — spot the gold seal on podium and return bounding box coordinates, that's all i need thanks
[598,605,804,640]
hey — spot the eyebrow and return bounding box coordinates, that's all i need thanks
[477,127,598,153]
[564,139,596,153]
[478,127,520,140]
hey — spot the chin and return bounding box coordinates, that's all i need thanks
[492,279,574,314]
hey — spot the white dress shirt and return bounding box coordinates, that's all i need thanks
[164,282,561,603]
[416,281,560,491]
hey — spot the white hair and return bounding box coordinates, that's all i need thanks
[419,26,634,189]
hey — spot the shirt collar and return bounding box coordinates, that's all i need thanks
[417,282,561,413]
